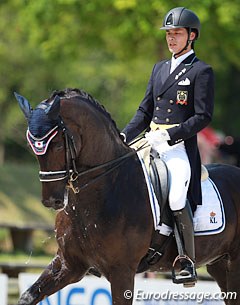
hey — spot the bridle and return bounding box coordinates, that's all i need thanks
[38,118,148,194]
[39,118,79,192]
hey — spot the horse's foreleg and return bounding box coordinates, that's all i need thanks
[108,265,135,305]
[18,252,88,305]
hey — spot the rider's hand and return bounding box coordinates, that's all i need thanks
[145,129,170,147]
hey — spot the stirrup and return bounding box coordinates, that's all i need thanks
[172,255,197,287]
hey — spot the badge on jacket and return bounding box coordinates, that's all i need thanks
[176,90,188,105]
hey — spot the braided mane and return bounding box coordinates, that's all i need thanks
[49,88,119,131]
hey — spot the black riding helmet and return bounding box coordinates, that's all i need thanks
[160,7,201,56]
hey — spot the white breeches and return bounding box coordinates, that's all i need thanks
[155,141,191,211]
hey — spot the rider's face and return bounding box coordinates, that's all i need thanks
[166,28,195,57]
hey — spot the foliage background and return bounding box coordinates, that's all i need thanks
[0,0,240,164]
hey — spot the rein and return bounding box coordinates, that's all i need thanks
[39,119,149,194]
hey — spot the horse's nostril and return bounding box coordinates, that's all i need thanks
[42,198,64,210]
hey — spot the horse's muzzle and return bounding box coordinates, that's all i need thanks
[42,197,64,210]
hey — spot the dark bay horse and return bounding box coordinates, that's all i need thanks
[15,88,240,305]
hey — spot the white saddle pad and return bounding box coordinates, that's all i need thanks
[194,177,225,236]
[137,153,225,237]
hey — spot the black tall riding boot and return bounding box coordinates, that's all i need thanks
[173,201,196,281]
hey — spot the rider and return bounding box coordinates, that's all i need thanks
[121,7,214,282]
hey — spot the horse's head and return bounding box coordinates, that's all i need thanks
[15,89,127,211]
[15,92,82,210]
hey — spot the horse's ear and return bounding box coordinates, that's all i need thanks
[45,95,61,120]
[14,92,32,120]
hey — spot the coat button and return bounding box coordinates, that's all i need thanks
[156,106,160,110]
[167,108,172,113]
[154,116,158,121]
[169,100,174,104]
[166,118,170,123]
[157,97,161,101]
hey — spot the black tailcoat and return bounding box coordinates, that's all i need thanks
[123,53,214,210]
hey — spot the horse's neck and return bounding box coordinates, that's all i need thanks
[79,114,129,165]
[82,135,128,167]
[62,101,125,164]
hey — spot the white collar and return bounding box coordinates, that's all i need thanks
[170,49,194,74]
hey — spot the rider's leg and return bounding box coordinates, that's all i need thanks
[173,202,196,277]
[157,141,196,279]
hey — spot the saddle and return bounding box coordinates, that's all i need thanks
[131,138,209,216]
[131,138,209,277]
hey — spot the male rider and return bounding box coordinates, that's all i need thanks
[122,7,214,283]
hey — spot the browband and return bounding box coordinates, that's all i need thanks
[27,126,58,155]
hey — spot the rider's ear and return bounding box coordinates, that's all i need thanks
[45,95,61,120]
[14,92,32,120]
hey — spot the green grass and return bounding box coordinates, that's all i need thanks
[0,162,55,226]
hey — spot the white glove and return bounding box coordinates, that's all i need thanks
[145,129,170,147]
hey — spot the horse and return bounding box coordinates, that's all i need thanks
[15,88,240,305]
